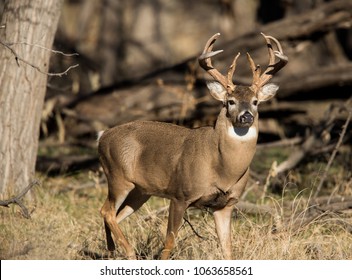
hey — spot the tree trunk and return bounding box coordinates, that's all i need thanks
[99,0,126,85]
[0,0,63,197]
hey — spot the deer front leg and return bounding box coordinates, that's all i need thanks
[160,199,188,260]
[213,205,235,259]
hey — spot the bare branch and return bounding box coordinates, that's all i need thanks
[0,39,79,77]
[7,41,79,57]
[0,180,40,218]
[46,64,79,77]
[0,40,20,66]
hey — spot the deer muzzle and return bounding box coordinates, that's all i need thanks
[238,111,254,126]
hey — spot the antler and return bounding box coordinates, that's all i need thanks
[249,33,288,91]
[199,33,240,93]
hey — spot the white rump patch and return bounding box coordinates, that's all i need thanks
[96,130,105,142]
[228,126,257,142]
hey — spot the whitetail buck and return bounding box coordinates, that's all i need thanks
[98,33,288,259]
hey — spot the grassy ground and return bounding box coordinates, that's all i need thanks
[0,142,352,260]
[0,164,352,259]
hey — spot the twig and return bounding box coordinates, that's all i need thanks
[0,180,40,218]
[313,109,352,198]
[0,40,79,77]
[183,216,206,240]
[261,161,277,203]
[7,41,79,57]
[0,40,20,66]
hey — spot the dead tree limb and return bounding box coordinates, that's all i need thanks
[279,63,352,98]
[318,201,352,212]
[216,0,352,62]
[310,195,352,206]
[274,134,316,175]
[273,98,351,177]
[235,201,276,217]
[314,109,352,198]
[0,180,40,218]
[36,155,99,175]
[308,195,352,213]
[257,136,303,149]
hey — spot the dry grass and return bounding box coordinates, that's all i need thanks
[1,170,351,260]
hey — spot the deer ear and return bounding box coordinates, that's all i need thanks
[258,83,279,102]
[206,81,227,102]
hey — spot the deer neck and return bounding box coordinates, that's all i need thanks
[214,107,258,175]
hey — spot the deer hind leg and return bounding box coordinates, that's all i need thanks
[115,187,150,223]
[101,180,137,259]
[160,199,188,260]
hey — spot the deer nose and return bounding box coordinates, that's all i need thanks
[239,111,254,124]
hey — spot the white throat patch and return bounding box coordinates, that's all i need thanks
[228,125,257,142]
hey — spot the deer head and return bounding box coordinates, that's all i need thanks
[199,33,288,128]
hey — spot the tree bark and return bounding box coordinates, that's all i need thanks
[0,0,64,196]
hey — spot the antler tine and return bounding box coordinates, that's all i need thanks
[251,33,288,90]
[264,34,288,68]
[227,52,240,92]
[200,32,221,57]
[246,52,261,87]
[198,33,228,90]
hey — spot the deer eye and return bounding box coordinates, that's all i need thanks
[228,100,236,105]
[252,100,258,106]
